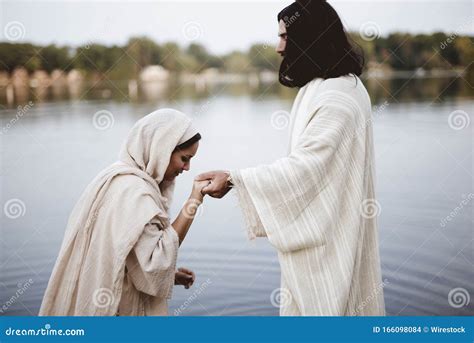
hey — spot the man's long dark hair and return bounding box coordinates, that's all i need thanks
[278,0,364,88]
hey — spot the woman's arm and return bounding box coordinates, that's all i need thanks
[172,180,208,245]
[125,220,179,298]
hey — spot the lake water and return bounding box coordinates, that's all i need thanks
[0,77,472,316]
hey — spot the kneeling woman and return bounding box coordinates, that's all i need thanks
[39,109,208,316]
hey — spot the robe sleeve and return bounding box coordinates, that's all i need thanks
[231,99,360,253]
[125,217,179,298]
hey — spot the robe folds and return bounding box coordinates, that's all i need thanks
[232,75,386,316]
[39,109,192,316]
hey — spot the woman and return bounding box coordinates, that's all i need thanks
[39,108,208,316]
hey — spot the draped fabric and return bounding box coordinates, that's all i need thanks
[39,109,191,316]
[232,75,386,316]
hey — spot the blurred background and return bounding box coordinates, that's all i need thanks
[0,0,472,316]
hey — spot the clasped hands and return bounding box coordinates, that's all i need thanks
[193,170,232,199]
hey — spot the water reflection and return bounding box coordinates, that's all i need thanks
[0,76,472,107]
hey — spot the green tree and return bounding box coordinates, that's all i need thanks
[248,43,279,71]
[160,42,182,72]
[0,43,39,72]
[126,37,163,68]
[74,44,111,72]
[186,43,223,71]
[222,51,250,73]
[39,44,72,72]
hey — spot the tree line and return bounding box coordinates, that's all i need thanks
[0,33,472,80]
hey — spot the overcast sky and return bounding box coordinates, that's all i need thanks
[1,0,473,54]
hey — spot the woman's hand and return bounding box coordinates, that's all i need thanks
[190,179,211,202]
[174,267,195,289]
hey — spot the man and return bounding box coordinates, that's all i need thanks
[196,0,386,316]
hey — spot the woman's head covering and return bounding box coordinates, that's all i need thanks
[119,108,195,184]
[118,108,200,206]
[177,123,199,145]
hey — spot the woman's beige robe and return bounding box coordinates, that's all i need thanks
[39,109,192,316]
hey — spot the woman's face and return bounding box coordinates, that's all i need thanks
[163,141,199,181]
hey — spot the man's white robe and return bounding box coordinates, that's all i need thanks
[231,75,386,316]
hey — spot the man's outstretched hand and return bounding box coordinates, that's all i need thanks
[195,170,232,198]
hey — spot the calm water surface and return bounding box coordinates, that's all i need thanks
[1,78,472,316]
